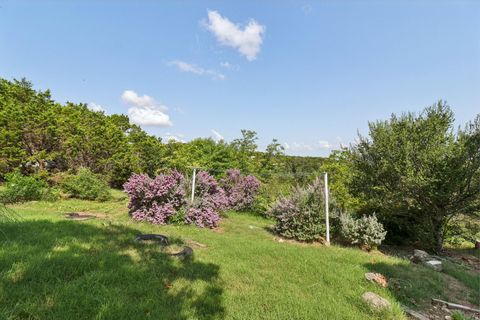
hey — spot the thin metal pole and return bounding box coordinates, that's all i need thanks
[191,168,196,202]
[324,172,330,245]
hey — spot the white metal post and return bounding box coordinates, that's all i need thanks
[324,172,330,245]
[191,168,196,202]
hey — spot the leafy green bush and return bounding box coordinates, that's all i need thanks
[269,177,326,242]
[61,168,111,201]
[0,172,48,203]
[452,311,475,320]
[340,214,386,250]
[446,217,480,247]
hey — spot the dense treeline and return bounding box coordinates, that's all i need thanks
[2,78,478,252]
[0,78,324,187]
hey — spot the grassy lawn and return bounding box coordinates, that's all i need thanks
[0,193,478,320]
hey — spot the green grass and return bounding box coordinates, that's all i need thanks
[0,194,477,319]
[442,261,480,305]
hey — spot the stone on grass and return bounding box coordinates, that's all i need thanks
[364,272,388,288]
[411,249,430,263]
[362,292,391,310]
[424,260,442,272]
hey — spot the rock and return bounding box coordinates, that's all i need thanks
[364,272,388,288]
[411,249,430,263]
[362,292,391,310]
[444,316,452,320]
[475,240,480,250]
[424,260,442,272]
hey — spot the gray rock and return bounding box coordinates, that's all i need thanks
[424,260,442,272]
[362,292,391,310]
[411,249,430,263]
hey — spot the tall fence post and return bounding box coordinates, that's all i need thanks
[191,168,197,202]
[324,172,330,245]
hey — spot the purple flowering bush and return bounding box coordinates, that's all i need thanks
[185,171,228,228]
[123,171,185,224]
[221,169,261,211]
[268,177,326,242]
[124,169,259,229]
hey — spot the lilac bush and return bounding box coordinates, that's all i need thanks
[221,169,261,211]
[123,171,185,224]
[185,171,228,228]
[124,169,259,229]
[185,207,220,228]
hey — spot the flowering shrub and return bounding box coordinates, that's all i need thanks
[124,169,259,229]
[123,170,185,224]
[268,177,326,242]
[221,169,261,211]
[340,214,386,250]
[185,207,220,229]
[185,171,228,228]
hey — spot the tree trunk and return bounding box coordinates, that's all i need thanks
[433,220,444,253]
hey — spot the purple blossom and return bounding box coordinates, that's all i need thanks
[221,169,261,211]
[185,171,227,228]
[185,207,220,229]
[123,171,185,225]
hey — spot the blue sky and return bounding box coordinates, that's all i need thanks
[1,0,479,156]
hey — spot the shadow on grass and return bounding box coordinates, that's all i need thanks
[364,260,447,309]
[0,220,224,320]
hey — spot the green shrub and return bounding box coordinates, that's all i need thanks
[61,168,111,201]
[340,214,386,250]
[269,177,326,242]
[446,217,480,247]
[452,311,475,320]
[0,172,48,203]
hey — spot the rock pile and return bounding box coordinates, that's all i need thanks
[410,249,443,272]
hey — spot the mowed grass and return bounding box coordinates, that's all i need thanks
[0,193,477,320]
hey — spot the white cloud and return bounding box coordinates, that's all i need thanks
[204,10,265,61]
[169,60,225,80]
[283,140,332,154]
[292,142,314,152]
[220,61,239,70]
[318,140,331,149]
[87,102,105,112]
[121,90,172,127]
[121,90,168,111]
[163,133,185,143]
[211,129,224,142]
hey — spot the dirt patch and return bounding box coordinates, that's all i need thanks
[423,300,480,320]
[272,236,326,247]
[443,249,480,273]
[65,212,96,221]
[64,211,109,220]
[443,274,478,308]
[185,240,207,248]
